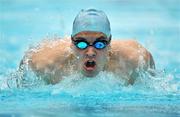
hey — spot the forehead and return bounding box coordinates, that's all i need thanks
[73,31,107,38]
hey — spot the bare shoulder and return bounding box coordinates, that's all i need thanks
[111,39,143,50]
[110,39,155,69]
[26,38,72,72]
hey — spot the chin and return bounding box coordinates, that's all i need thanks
[81,68,99,77]
[83,72,98,77]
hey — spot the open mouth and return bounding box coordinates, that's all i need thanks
[84,60,96,71]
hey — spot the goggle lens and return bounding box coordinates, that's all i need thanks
[94,42,106,49]
[77,42,88,49]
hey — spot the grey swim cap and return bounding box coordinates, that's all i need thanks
[72,9,111,37]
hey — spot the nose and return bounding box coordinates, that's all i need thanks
[85,47,97,58]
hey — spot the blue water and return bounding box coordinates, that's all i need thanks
[0,0,180,117]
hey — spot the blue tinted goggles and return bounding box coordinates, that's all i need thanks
[71,37,110,50]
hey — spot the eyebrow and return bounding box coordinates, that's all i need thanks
[72,35,108,43]
[73,37,86,41]
[75,36,106,40]
[96,36,107,40]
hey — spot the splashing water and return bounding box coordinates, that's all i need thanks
[1,0,180,116]
[0,66,180,117]
[0,37,179,117]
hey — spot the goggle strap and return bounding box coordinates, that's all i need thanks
[107,35,111,44]
[71,35,75,44]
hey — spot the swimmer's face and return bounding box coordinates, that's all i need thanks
[71,31,111,77]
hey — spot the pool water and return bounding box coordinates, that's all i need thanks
[0,0,180,117]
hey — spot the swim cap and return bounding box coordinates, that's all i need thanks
[72,9,111,37]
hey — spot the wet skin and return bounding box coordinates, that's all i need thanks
[20,31,155,85]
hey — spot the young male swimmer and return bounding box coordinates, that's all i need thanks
[20,9,155,85]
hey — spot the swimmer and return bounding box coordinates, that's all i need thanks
[19,9,155,85]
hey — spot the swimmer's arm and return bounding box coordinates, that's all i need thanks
[18,40,71,84]
[111,40,155,85]
[111,40,155,69]
[18,50,63,84]
[128,40,156,84]
[125,40,155,69]
[29,46,65,84]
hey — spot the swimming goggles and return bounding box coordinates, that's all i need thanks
[71,37,111,50]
